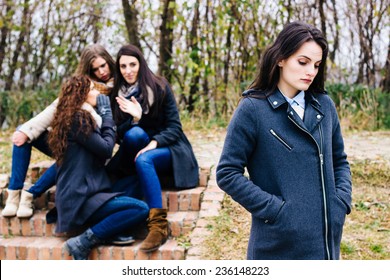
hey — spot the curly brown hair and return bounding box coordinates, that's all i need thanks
[48,76,96,165]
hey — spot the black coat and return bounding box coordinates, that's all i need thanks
[54,114,118,233]
[117,85,199,189]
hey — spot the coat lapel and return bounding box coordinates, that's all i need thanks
[303,92,325,134]
[267,89,325,134]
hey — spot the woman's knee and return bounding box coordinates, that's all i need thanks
[123,127,147,147]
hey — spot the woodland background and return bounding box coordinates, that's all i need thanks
[0,0,389,130]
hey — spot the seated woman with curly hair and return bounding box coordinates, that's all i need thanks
[47,75,149,260]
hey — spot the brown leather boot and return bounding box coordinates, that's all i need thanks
[139,208,169,252]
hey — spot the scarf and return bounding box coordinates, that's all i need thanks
[81,103,102,128]
[119,83,154,114]
[93,77,114,96]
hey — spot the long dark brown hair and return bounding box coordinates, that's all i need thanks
[249,21,328,95]
[74,44,115,82]
[111,44,167,124]
[48,76,96,165]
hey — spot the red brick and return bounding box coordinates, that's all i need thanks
[168,192,178,212]
[99,246,111,260]
[52,244,63,260]
[179,194,190,211]
[173,247,185,260]
[39,246,51,260]
[149,250,160,260]
[9,218,20,235]
[0,241,5,259]
[6,243,17,260]
[112,246,123,260]
[21,218,32,236]
[90,247,99,260]
[18,244,28,260]
[1,218,9,235]
[123,246,135,260]
[26,246,38,260]
[136,249,150,260]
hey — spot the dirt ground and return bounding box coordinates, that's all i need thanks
[343,130,390,163]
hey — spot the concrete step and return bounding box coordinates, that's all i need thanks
[0,210,198,238]
[0,236,185,260]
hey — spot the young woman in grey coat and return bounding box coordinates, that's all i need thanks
[216,21,352,260]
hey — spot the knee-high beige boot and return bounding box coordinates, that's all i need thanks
[2,189,21,217]
[139,208,169,252]
[16,190,34,218]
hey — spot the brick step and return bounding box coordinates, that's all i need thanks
[0,236,185,260]
[1,210,198,238]
[0,186,206,213]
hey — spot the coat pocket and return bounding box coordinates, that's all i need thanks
[269,129,293,151]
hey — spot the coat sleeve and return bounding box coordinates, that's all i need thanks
[216,98,285,223]
[330,101,352,214]
[72,116,116,160]
[150,85,182,147]
[19,98,58,142]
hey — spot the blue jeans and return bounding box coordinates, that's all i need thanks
[107,127,172,208]
[8,131,56,198]
[88,196,149,240]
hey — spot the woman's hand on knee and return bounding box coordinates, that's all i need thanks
[135,140,158,160]
[12,131,29,146]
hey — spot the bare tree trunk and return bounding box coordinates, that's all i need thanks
[0,0,13,76]
[187,0,200,113]
[317,0,327,37]
[91,0,103,43]
[328,0,339,62]
[158,0,175,83]
[32,0,54,89]
[222,24,232,116]
[381,41,390,92]
[5,0,30,90]
[122,0,141,49]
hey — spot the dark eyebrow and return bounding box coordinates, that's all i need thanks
[92,62,106,71]
[298,55,322,63]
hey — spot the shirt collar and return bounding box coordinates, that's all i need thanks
[280,90,305,109]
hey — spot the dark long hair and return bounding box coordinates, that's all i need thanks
[74,44,115,82]
[111,44,167,124]
[249,21,328,95]
[48,76,96,165]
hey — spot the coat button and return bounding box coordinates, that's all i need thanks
[273,101,278,105]
[316,114,321,119]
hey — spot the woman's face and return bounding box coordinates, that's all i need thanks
[86,81,100,107]
[277,41,323,98]
[91,56,111,82]
[119,55,140,85]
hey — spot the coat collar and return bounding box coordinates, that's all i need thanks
[267,89,325,133]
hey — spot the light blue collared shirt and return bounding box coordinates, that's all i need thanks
[282,90,305,110]
[280,90,306,119]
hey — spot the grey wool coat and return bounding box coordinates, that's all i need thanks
[54,115,118,233]
[216,89,352,260]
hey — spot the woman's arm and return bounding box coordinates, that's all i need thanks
[330,101,352,214]
[18,98,59,142]
[216,98,285,223]
[151,85,182,147]
[72,116,116,160]
[73,96,116,160]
